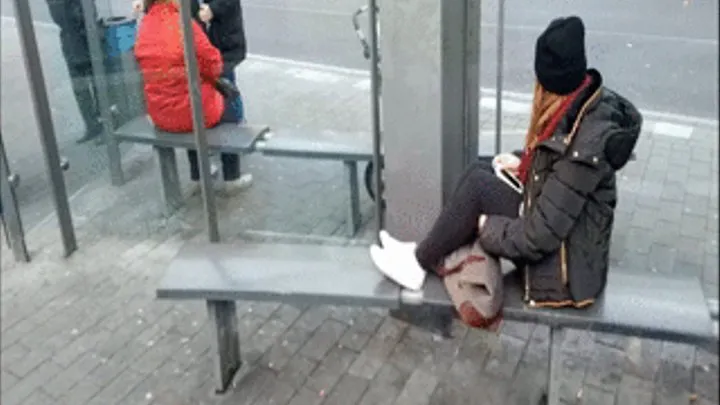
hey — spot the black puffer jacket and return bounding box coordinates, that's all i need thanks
[478,70,642,308]
[191,0,247,69]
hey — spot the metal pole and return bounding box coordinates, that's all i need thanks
[0,133,30,262]
[494,0,505,155]
[80,0,124,186]
[546,327,561,405]
[179,0,220,242]
[368,0,383,241]
[11,0,77,257]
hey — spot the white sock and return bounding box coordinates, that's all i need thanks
[369,243,426,291]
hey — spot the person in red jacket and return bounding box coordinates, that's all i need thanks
[134,0,251,190]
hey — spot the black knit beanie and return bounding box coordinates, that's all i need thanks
[534,16,587,95]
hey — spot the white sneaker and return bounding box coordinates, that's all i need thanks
[379,230,417,251]
[224,173,253,193]
[369,244,426,291]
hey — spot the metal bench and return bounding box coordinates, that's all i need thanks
[113,116,270,212]
[156,242,718,402]
[255,129,374,236]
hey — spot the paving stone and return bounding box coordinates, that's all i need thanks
[693,348,720,403]
[305,346,356,393]
[505,362,547,404]
[321,374,370,405]
[555,351,590,402]
[584,343,626,393]
[386,340,433,376]
[219,367,277,405]
[86,368,146,405]
[522,325,550,367]
[624,337,663,381]
[357,382,400,405]
[249,378,295,405]
[298,319,347,361]
[43,352,103,398]
[1,369,19,393]
[277,355,317,391]
[483,333,526,379]
[263,327,314,372]
[656,342,695,393]
[347,318,406,380]
[2,360,63,405]
[58,380,103,405]
[18,389,54,405]
[393,368,438,405]
[245,317,294,365]
[2,343,51,379]
[338,329,373,353]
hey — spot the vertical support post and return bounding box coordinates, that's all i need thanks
[344,161,361,237]
[368,0,383,243]
[380,0,480,241]
[543,326,562,405]
[0,134,30,262]
[494,0,505,155]
[80,0,124,185]
[154,147,183,214]
[179,0,220,242]
[11,0,77,257]
[207,300,241,393]
[442,0,480,194]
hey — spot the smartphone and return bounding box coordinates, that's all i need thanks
[494,166,523,194]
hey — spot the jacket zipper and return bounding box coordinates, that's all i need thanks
[524,174,533,304]
[560,242,568,285]
[555,87,602,295]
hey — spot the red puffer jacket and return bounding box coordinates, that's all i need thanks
[135,2,224,132]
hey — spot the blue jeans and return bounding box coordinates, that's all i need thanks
[220,69,245,123]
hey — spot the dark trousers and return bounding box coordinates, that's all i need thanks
[62,41,102,134]
[415,159,523,270]
[187,69,243,181]
[48,0,102,133]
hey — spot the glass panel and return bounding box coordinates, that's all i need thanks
[483,0,719,296]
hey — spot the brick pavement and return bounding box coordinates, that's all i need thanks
[1,57,718,404]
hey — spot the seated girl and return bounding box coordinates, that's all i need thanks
[371,16,642,309]
[134,0,251,191]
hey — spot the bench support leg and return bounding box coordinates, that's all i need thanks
[207,300,242,394]
[540,326,562,405]
[344,161,361,237]
[154,146,183,214]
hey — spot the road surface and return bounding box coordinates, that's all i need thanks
[3,0,717,117]
[0,0,717,230]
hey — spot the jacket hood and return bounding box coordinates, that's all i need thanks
[598,92,642,170]
[571,69,643,171]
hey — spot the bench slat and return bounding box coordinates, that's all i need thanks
[114,116,269,152]
[258,129,373,161]
[157,243,400,308]
[418,271,714,346]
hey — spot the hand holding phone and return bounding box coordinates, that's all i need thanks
[492,153,520,175]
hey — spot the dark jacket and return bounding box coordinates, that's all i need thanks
[478,69,642,308]
[191,0,247,69]
[46,0,101,74]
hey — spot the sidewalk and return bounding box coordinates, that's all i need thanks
[1,57,718,405]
